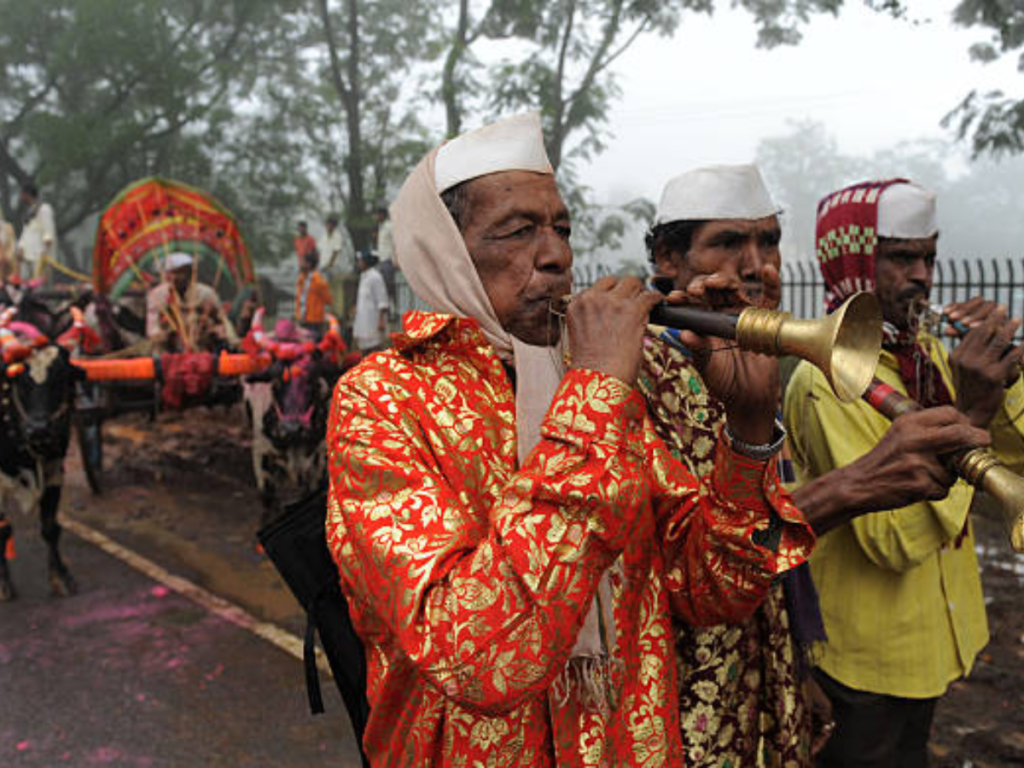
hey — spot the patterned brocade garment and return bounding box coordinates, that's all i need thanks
[326,312,814,767]
[639,336,812,768]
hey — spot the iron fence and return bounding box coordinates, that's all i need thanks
[397,257,1024,342]
[782,257,1024,342]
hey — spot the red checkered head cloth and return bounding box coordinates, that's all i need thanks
[815,179,908,313]
[817,178,951,408]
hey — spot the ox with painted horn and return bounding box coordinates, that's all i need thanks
[0,306,86,600]
[242,310,355,529]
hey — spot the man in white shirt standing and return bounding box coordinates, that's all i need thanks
[322,213,356,320]
[352,251,390,353]
[374,205,397,304]
[323,214,355,274]
[16,183,57,281]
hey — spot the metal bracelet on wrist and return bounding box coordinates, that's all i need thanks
[724,420,787,461]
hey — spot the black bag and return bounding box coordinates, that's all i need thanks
[257,485,371,766]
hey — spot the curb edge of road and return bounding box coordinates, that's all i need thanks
[61,514,333,678]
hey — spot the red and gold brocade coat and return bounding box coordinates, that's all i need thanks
[325,312,813,767]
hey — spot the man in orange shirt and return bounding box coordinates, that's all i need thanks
[293,220,317,265]
[294,249,331,337]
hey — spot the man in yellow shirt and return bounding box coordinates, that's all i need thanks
[784,179,1024,768]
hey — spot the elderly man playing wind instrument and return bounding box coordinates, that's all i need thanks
[145,252,236,353]
[324,113,815,767]
[784,179,1024,768]
[643,166,993,768]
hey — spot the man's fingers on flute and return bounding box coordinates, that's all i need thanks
[638,288,666,311]
[946,296,987,323]
[924,464,959,499]
[923,422,991,453]
[590,276,619,293]
[608,276,648,298]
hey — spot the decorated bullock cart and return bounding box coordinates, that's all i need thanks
[2,178,348,496]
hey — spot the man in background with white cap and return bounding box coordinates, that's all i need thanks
[785,179,1024,767]
[15,182,57,281]
[146,252,237,352]
[325,114,815,766]
[643,166,992,767]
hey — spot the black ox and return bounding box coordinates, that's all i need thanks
[244,349,343,528]
[0,333,83,600]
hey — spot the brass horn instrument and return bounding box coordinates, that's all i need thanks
[642,292,883,402]
[864,379,1024,553]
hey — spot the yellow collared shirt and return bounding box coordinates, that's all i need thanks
[784,333,1022,698]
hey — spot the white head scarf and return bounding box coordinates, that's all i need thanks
[390,111,563,467]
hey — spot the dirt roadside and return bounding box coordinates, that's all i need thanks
[61,406,306,636]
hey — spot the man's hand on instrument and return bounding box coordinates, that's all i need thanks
[950,302,1024,428]
[669,262,782,312]
[944,297,1019,337]
[849,406,990,510]
[567,276,663,386]
[666,264,782,445]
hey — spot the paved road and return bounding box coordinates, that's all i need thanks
[0,512,364,768]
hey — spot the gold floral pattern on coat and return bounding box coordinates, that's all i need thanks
[327,312,814,767]
[640,335,812,768]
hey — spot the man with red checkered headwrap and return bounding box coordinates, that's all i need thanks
[785,179,1024,768]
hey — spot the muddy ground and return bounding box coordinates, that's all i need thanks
[57,406,1024,766]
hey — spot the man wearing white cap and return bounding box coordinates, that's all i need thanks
[325,114,816,766]
[643,166,993,767]
[785,179,1024,767]
[15,182,57,281]
[145,252,236,352]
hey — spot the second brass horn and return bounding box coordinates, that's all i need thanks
[648,292,883,402]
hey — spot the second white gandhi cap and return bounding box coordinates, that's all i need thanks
[434,111,553,194]
[654,164,779,226]
[164,252,193,271]
[877,182,938,239]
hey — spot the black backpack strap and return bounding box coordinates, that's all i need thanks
[303,616,325,715]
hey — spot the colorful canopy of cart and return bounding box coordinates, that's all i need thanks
[92,177,255,298]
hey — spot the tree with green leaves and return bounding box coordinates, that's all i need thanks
[0,0,289,267]
[306,0,437,250]
[942,0,1024,157]
[861,0,1024,157]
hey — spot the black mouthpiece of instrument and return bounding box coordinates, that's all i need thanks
[648,304,740,340]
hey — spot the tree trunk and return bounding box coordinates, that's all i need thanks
[343,0,368,251]
[549,0,577,171]
[318,0,370,252]
[442,0,471,138]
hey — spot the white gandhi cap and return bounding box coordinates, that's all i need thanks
[434,111,553,193]
[654,164,779,226]
[164,252,193,272]
[877,182,938,239]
